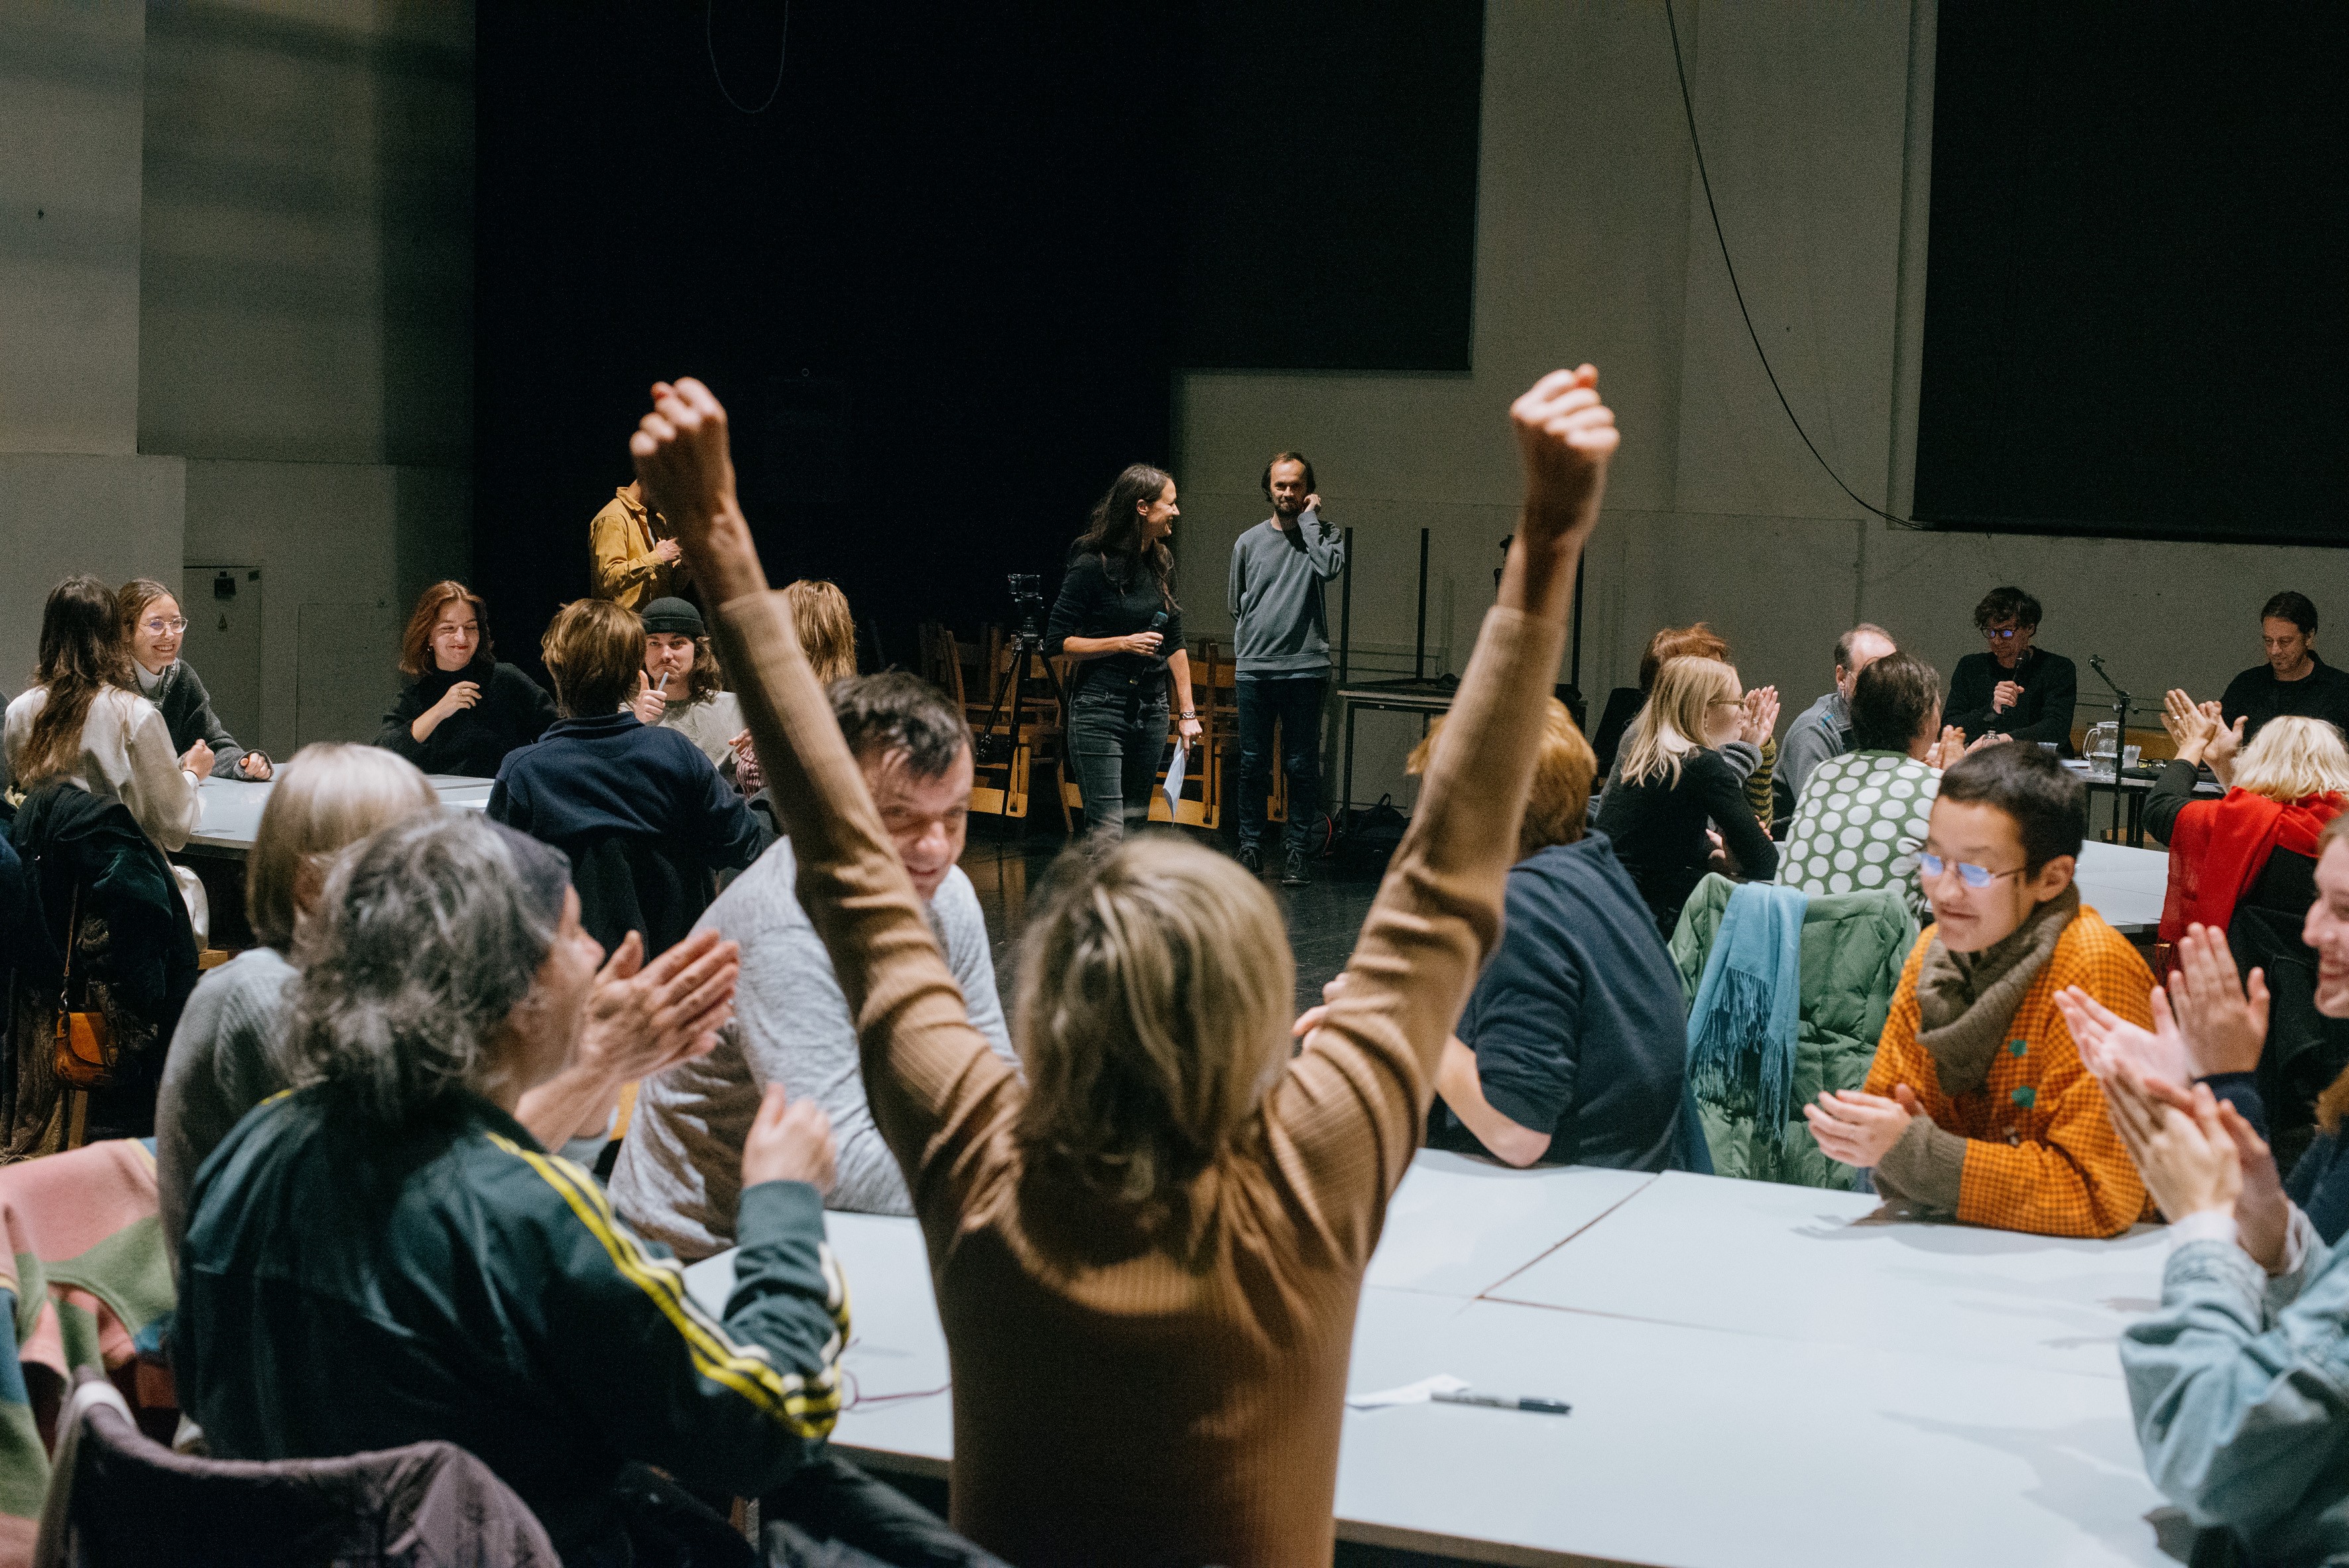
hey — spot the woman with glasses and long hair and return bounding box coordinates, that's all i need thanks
[630,367,1614,1567]
[1044,464,1204,849]
[374,579,558,778]
[115,577,271,780]
[1595,654,1779,937]
[5,575,203,855]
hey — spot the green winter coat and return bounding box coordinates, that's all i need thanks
[1669,874,1917,1189]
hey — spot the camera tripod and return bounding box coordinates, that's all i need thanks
[973,603,1063,822]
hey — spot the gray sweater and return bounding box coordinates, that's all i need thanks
[154,945,296,1268]
[610,837,1014,1254]
[1227,511,1347,674]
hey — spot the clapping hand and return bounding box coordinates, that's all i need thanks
[2054,983,2193,1087]
[1508,366,1618,542]
[1801,1085,1920,1168]
[576,928,741,1085]
[2104,1069,2241,1223]
[1739,686,1779,747]
[729,729,762,793]
[2165,926,2268,1075]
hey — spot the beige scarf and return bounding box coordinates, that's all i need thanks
[1913,884,2079,1097]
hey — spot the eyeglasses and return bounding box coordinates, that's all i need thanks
[1917,851,2026,890]
[1985,627,2025,641]
[141,617,187,636]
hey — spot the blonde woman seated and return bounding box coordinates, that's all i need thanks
[1595,654,1779,937]
[732,579,855,798]
[631,365,1615,1567]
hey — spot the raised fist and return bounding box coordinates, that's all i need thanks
[1508,365,1618,540]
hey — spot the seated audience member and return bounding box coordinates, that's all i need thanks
[1945,585,2078,749]
[1598,623,1780,825]
[731,581,860,829]
[627,595,745,772]
[376,580,558,778]
[489,599,761,954]
[615,673,1014,1244]
[631,365,1614,1566]
[1406,701,1686,1171]
[1803,744,2151,1236]
[176,813,997,1567]
[1596,656,1779,937]
[1774,623,1895,832]
[2151,706,2348,941]
[1779,651,1970,923]
[116,577,271,780]
[2058,916,2349,1558]
[7,575,201,856]
[2219,589,2349,745]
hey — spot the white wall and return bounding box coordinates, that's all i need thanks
[0,0,471,756]
[1174,0,2347,810]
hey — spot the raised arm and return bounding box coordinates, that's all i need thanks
[1274,368,1615,1233]
[1304,508,1347,579]
[631,380,1018,1235]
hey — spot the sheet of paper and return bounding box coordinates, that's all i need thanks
[1162,741,1189,814]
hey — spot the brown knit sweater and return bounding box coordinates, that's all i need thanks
[712,588,1563,1568]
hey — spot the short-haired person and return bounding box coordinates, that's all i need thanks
[1228,452,1346,885]
[626,595,745,772]
[174,813,995,1567]
[1945,585,2078,749]
[115,577,271,780]
[1803,744,2153,1236]
[2220,590,2349,745]
[615,673,1016,1244]
[1778,650,1957,923]
[375,580,558,779]
[1406,700,1687,1171]
[5,575,202,855]
[631,364,1615,1566]
[1774,623,1895,832]
[589,476,689,610]
[489,599,761,955]
[1046,463,1205,848]
[1595,655,1779,937]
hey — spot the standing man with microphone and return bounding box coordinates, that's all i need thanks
[1229,452,1346,884]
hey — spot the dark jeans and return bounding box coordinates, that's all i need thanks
[1067,675,1169,848]
[1236,673,1326,853]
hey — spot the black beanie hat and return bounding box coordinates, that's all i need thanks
[640,597,704,637]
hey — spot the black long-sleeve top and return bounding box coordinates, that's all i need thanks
[1594,747,1778,938]
[1945,647,2078,749]
[1045,550,1183,701]
[2220,655,2349,745]
[375,656,559,779]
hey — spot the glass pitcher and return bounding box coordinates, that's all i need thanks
[2085,721,2120,780]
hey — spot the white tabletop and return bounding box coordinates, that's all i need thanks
[1339,1289,2167,1568]
[681,1154,2179,1565]
[184,773,493,854]
[1485,1169,2170,1380]
[2073,839,2167,937]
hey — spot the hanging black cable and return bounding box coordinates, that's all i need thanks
[1663,0,1913,526]
[706,0,791,115]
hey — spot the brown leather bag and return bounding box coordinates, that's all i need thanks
[51,888,120,1091]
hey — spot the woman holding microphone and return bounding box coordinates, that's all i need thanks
[1046,464,1204,848]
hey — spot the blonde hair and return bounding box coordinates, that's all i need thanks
[1012,835,1292,1232]
[1620,657,1738,788]
[2230,716,2349,803]
[784,579,857,686]
[1410,698,1594,858]
[247,743,440,950]
[541,599,645,717]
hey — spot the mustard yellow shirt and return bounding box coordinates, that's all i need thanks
[589,487,687,609]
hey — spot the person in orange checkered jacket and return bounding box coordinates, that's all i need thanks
[1803,743,2155,1237]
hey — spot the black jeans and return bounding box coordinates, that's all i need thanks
[1235,674,1326,854]
[1067,674,1168,848]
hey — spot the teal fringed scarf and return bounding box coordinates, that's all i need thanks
[1685,882,1807,1146]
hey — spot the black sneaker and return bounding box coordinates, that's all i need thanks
[1280,849,1311,886]
[1238,844,1264,874]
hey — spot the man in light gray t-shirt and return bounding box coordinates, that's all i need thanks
[612,673,1014,1256]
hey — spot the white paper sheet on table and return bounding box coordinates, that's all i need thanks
[1162,742,1188,814]
[1346,1373,1467,1410]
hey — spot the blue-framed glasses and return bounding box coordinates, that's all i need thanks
[1917,852,2025,890]
[1985,626,2024,641]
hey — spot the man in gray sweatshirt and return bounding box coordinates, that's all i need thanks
[1228,452,1347,885]
[611,672,1016,1250]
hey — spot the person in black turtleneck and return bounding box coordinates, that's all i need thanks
[375,580,557,779]
[2218,591,2349,746]
[1944,585,2078,751]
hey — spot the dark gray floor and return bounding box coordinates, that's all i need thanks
[959,819,1383,1020]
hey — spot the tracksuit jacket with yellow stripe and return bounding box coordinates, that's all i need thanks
[174,1085,847,1561]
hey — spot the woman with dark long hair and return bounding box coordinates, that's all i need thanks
[5,574,202,853]
[373,579,558,778]
[1044,464,1203,847]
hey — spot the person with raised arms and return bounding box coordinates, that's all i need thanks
[629,365,1615,1568]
